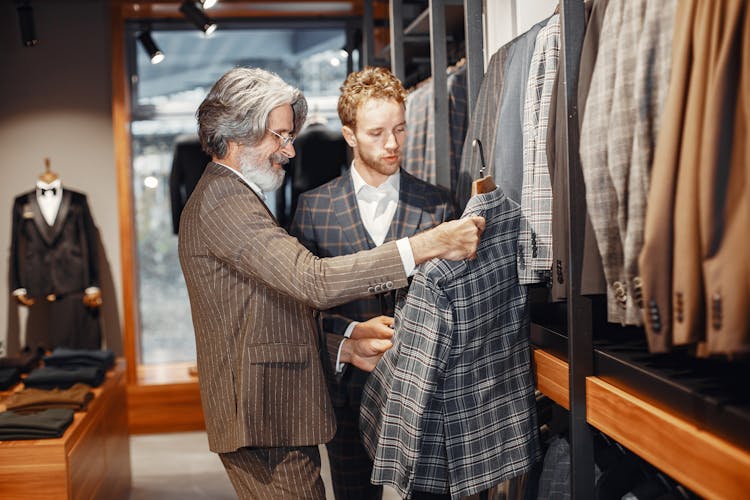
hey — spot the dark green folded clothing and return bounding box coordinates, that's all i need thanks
[0,408,74,440]
[24,366,104,390]
[43,348,115,370]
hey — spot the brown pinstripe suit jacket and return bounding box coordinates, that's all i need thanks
[178,163,409,453]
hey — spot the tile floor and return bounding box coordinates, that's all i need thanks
[129,431,400,499]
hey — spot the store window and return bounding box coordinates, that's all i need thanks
[128,25,351,364]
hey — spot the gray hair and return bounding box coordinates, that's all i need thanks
[197,67,308,158]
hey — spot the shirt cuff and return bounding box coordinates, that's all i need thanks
[12,288,27,297]
[344,321,359,339]
[396,237,416,277]
[335,338,348,373]
[84,287,101,295]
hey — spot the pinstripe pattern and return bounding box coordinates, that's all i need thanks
[518,14,560,285]
[289,168,455,500]
[360,189,540,499]
[178,162,409,457]
[219,446,324,499]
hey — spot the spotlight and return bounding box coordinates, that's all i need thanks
[179,1,217,36]
[138,31,165,64]
[15,0,38,47]
[200,0,218,8]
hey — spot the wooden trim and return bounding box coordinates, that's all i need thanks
[127,382,205,434]
[586,376,750,500]
[533,348,569,410]
[111,3,140,385]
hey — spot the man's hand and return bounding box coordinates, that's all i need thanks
[15,293,35,307]
[340,337,393,372]
[409,216,486,264]
[350,315,394,340]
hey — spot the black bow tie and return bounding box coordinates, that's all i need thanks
[40,187,57,196]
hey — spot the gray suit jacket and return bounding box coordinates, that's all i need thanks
[178,162,408,453]
[360,188,539,499]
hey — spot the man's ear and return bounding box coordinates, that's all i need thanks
[342,126,357,148]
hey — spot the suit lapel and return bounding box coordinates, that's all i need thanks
[29,191,70,247]
[387,170,424,241]
[332,171,375,251]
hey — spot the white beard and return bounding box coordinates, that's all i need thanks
[239,148,287,192]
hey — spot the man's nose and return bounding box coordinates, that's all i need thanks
[280,141,295,158]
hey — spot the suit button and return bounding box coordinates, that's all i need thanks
[648,300,661,332]
[632,277,643,308]
[711,293,722,330]
[385,281,394,289]
[367,286,375,294]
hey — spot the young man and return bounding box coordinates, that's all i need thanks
[289,66,456,500]
[178,67,483,499]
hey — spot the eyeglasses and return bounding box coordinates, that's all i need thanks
[266,128,296,148]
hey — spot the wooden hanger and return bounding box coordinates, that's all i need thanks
[471,139,496,196]
[38,157,59,184]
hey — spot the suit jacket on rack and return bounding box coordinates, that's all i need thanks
[284,122,349,223]
[289,168,455,407]
[9,188,102,349]
[360,188,540,499]
[455,20,547,212]
[169,135,211,234]
[178,162,409,453]
[518,14,560,285]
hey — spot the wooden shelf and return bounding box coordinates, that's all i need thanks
[0,361,131,499]
[586,376,750,500]
[533,348,569,410]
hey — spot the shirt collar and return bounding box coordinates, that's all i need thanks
[214,161,266,201]
[350,161,400,196]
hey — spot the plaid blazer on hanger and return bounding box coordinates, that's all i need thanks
[289,167,455,407]
[360,188,540,499]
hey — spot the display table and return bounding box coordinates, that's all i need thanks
[0,360,131,499]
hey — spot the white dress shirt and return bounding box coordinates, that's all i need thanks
[337,164,405,372]
[36,179,62,226]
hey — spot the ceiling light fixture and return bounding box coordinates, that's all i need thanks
[15,0,38,47]
[179,1,217,36]
[138,31,165,64]
[200,0,218,9]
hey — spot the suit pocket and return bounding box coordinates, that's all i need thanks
[248,343,309,365]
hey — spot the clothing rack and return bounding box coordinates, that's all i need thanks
[389,0,483,189]
[390,0,750,498]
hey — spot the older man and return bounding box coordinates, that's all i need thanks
[178,67,484,499]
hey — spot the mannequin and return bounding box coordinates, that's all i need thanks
[9,159,102,350]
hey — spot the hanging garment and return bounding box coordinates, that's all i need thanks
[169,135,211,234]
[518,14,560,285]
[360,188,540,499]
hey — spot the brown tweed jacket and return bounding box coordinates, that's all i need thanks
[178,162,409,453]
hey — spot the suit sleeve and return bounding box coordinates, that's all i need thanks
[80,195,100,289]
[201,190,408,311]
[371,270,453,495]
[9,197,24,291]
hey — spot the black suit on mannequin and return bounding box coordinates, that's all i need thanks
[10,188,101,350]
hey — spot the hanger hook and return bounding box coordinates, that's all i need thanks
[472,139,486,177]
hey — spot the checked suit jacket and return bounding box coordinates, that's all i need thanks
[289,168,455,409]
[360,188,540,499]
[178,162,409,453]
